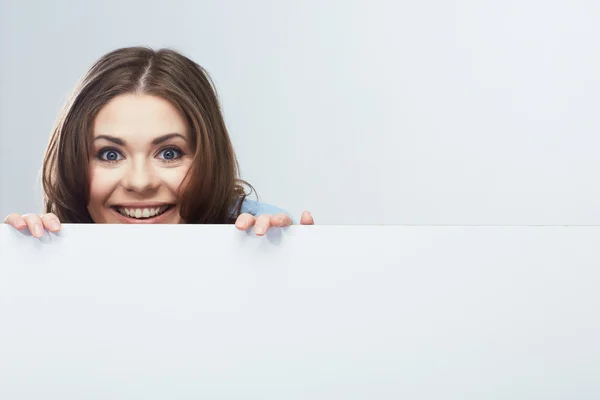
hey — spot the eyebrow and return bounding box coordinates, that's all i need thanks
[93,133,187,146]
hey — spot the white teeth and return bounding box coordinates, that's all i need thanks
[116,206,170,219]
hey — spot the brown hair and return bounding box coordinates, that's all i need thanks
[42,46,253,223]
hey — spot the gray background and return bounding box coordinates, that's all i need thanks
[1,0,599,225]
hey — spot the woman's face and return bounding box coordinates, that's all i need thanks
[87,93,194,224]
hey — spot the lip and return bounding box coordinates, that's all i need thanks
[110,204,176,224]
[112,203,173,208]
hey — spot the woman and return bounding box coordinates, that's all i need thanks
[3,46,314,237]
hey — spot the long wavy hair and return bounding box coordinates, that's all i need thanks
[42,46,253,223]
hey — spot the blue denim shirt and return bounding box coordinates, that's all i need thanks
[239,198,296,224]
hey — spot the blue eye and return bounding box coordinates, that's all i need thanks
[158,147,183,161]
[98,149,123,162]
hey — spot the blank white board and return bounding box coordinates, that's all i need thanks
[0,224,599,399]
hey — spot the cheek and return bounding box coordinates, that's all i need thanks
[88,165,121,205]
[160,164,192,193]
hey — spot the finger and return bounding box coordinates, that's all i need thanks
[270,213,293,228]
[235,213,256,231]
[41,213,61,232]
[300,211,315,225]
[3,213,27,230]
[254,214,272,236]
[22,214,45,238]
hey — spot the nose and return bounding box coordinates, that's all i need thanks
[121,158,160,194]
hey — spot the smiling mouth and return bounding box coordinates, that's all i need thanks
[112,205,174,219]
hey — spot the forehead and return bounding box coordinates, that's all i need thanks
[93,93,189,140]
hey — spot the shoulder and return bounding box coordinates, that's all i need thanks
[240,198,296,224]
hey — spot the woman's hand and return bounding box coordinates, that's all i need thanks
[235,211,314,236]
[3,213,62,238]
[4,210,315,238]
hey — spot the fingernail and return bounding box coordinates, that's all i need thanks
[48,221,60,231]
[256,227,266,235]
[34,224,44,237]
